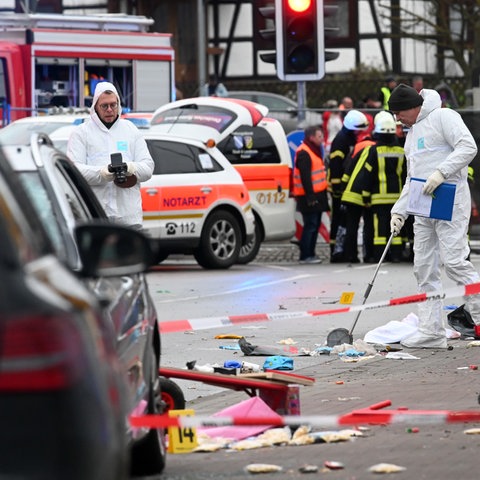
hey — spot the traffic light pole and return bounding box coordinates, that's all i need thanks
[197,0,206,96]
[297,81,306,126]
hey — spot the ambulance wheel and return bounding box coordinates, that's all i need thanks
[194,210,241,269]
[159,377,186,412]
[237,220,262,264]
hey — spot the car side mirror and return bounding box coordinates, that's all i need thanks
[75,222,155,277]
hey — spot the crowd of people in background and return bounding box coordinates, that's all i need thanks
[293,74,470,267]
[293,75,480,347]
[186,70,474,273]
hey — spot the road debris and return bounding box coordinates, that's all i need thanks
[464,427,480,434]
[245,463,283,474]
[215,334,244,339]
[324,460,345,470]
[368,463,406,473]
[298,464,319,473]
[385,352,420,360]
[406,427,419,433]
[230,427,291,450]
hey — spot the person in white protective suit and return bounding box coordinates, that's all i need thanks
[388,83,480,348]
[67,81,154,230]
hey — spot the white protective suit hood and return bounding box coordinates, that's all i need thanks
[414,88,441,124]
[90,81,122,119]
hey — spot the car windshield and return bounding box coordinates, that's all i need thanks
[0,121,77,145]
[151,105,236,133]
[146,139,223,174]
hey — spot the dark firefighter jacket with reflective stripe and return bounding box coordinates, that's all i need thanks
[327,127,358,198]
[341,138,376,188]
[342,141,406,207]
[293,143,328,197]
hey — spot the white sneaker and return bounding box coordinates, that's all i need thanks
[401,331,447,349]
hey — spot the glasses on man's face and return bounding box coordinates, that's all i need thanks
[98,102,118,111]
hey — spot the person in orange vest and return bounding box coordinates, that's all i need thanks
[292,125,330,264]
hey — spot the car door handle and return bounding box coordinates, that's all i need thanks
[145,188,158,195]
[200,186,213,194]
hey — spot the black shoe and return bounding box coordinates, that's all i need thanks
[347,257,360,264]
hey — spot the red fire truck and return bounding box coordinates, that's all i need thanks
[0,12,175,124]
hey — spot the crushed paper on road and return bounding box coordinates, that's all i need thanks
[229,427,291,450]
[193,425,364,452]
[368,463,406,473]
[245,463,283,474]
[463,427,480,434]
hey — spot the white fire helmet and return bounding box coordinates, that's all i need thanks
[374,111,396,134]
[343,110,369,131]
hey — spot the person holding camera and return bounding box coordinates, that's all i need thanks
[67,81,154,230]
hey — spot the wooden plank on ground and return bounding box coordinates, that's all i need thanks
[238,370,315,386]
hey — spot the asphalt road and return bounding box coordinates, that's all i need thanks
[142,242,480,480]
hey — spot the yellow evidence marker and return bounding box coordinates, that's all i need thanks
[339,292,355,305]
[167,409,198,453]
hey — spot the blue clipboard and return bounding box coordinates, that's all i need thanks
[406,177,456,221]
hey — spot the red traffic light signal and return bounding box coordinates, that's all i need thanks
[287,0,312,12]
[276,0,325,81]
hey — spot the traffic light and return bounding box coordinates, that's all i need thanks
[276,0,324,81]
[256,3,277,65]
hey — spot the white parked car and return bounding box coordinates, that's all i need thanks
[0,110,89,145]
[141,131,255,269]
[150,96,296,263]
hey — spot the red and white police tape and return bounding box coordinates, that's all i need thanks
[130,400,480,429]
[159,281,480,333]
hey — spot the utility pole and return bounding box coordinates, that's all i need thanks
[197,0,206,95]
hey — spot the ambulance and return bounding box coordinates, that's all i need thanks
[0,12,175,124]
[140,133,255,270]
[149,97,297,263]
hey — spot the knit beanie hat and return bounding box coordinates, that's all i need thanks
[388,83,423,112]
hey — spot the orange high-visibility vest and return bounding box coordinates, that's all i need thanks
[352,138,375,158]
[293,143,327,196]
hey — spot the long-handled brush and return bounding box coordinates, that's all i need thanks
[326,232,395,347]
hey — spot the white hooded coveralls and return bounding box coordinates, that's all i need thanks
[67,82,154,228]
[392,88,480,336]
